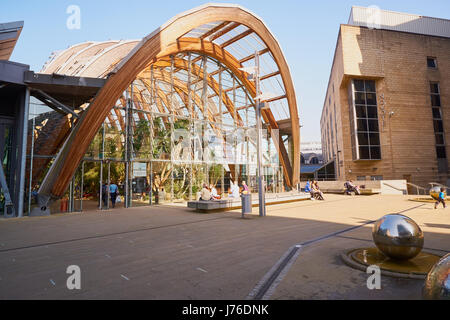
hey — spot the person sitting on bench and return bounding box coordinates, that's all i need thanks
[304,180,311,193]
[344,180,361,195]
[210,184,220,200]
[200,183,212,201]
[311,181,325,200]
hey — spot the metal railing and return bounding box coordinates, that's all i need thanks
[406,182,427,195]
[428,182,450,190]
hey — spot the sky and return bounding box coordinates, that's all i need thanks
[2,0,449,143]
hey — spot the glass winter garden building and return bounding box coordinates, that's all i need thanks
[1,4,300,216]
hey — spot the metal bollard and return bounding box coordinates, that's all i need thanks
[241,193,252,218]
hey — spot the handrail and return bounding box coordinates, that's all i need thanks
[406,182,427,195]
[428,182,450,189]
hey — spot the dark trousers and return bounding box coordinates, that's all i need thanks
[346,187,360,195]
[102,193,107,206]
[435,198,446,208]
[111,193,117,207]
[311,190,324,200]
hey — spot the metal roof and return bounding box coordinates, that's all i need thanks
[349,6,450,38]
[0,21,23,60]
[300,164,322,174]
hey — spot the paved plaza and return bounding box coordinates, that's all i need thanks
[0,194,448,299]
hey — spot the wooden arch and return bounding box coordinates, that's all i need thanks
[45,4,300,197]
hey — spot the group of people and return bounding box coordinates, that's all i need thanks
[304,179,363,200]
[200,184,220,201]
[199,181,249,201]
[101,182,119,208]
[304,180,325,200]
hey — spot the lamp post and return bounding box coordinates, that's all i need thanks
[239,51,269,217]
[254,52,266,217]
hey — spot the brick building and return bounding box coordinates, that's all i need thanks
[320,6,450,189]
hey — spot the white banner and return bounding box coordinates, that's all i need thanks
[133,162,147,178]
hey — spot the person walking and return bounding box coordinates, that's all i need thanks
[109,182,119,208]
[434,187,446,209]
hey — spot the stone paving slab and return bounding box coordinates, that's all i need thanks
[0,194,448,299]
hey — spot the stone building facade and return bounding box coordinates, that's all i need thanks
[321,7,450,188]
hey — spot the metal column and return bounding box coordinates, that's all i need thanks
[170,55,175,202]
[17,87,30,217]
[28,115,35,215]
[218,65,224,196]
[150,65,154,205]
[188,53,193,201]
[107,161,110,209]
[80,161,84,212]
[99,123,105,210]
[255,52,266,217]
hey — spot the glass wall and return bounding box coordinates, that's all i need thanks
[25,53,287,214]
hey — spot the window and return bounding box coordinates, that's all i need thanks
[349,79,381,160]
[430,82,446,159]
[371,175,383,181]
[427,57,437,69]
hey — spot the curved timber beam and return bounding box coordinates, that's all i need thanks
[45,4,299,198]
[149,57,244,126]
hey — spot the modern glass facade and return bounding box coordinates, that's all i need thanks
[25,53,286,214]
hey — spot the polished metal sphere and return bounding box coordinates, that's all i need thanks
[430,186,445,200]
[423,253,450,300]
[372,214,424,260]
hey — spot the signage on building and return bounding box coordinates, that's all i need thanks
[133,162,147,177]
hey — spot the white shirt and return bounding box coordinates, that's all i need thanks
[200,187,211,200]
[231,184,240,198]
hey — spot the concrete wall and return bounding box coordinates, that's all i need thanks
[300,179,408,195]
[379,179,408,195]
